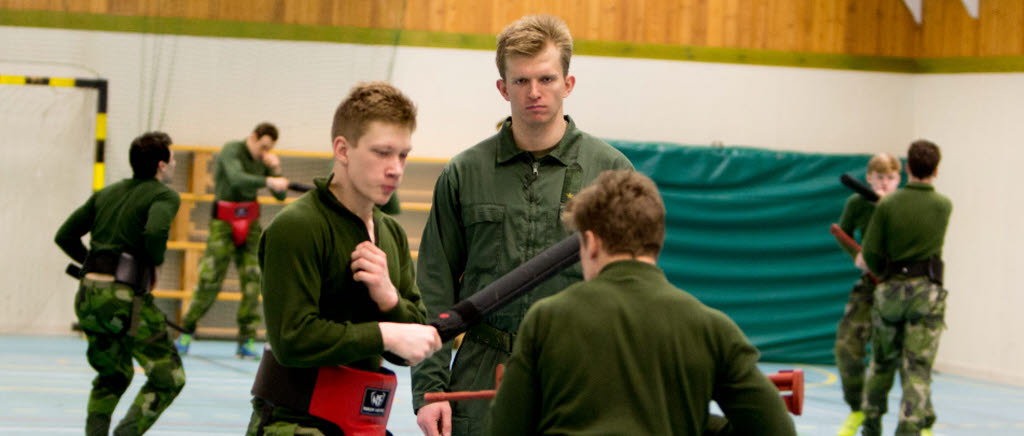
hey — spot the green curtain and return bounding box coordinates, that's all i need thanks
[609,141,875,364]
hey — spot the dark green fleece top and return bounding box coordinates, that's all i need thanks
[55,177,181,266]
[488,260,796,436]
[214,140,286,202]
[861,182,952,275]
[837,193,877,258]
[258,175,426,371]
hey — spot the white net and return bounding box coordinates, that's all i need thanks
[0,80,97,333]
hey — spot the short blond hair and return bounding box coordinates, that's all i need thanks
[495,15,573,81]
[867,152,901,175]
[331,82,417,145]
[561,170,665,258]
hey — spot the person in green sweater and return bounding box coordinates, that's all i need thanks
[413,15,633,436]
[487,169,796,436]
[856,140,952,436]
[55,131,185,436]
[175,122,290,359]
[835,153,901,436]
[245,82,442,436]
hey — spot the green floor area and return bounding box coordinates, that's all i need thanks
[1,334,1021,435]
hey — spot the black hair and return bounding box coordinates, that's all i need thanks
[129,131,173,179]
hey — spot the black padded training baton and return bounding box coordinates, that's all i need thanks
[839,173,879,203]
[429,233,581,343]
[287,182,314,193]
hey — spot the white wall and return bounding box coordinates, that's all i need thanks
[912,74,1024,386]
[1,26,1017,385]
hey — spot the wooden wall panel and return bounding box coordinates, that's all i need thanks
[978,0,1024,56]
[3,0,1024,58]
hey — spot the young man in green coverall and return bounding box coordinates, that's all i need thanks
[55,132,186,436]
[245,82,442,436]
[413,15,633,436]
[175,122,290,358]
[856,140,952,436]
[488,170,796,436]
[835,153,902,436]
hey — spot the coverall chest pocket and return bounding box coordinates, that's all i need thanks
[462,204,505,279]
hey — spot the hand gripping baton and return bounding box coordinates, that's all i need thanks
[429,233,581,343]
[829,224,879,284]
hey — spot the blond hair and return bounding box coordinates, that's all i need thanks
[867,152,901,175]
[495,15,573,81]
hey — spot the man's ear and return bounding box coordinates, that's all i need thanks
[563,74,576,97]
[333,136,350,165]
[581,230,600,260]
[497,78,510,101]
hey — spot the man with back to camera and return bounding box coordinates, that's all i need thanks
[487,169,797,436]
[834,153,902,436]
[245,82,442,436]
[412,14,634,436]
[857,140,952,436]
[175,122,290,359]
[55,131,186,436]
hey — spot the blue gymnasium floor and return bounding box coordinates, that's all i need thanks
[2,334,1023,435]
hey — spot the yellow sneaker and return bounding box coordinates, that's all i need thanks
[838,411,865,436]
[921,429,933,436]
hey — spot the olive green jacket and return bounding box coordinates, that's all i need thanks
[411,116,633,410]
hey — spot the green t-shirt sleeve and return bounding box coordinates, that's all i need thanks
[142,190,180,266]
[220,144,269,192]
[488,306,542,436]
[260,210,384,368]
[711,313,796,436]
[861,202,888,275]
[54,194,96,264]
[836,195,862,258]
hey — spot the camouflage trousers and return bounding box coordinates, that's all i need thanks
[246,397,345,436]
[74,278,186,436]
[182,218,262,343]
[861,276,947,436]
[834,274,876,411]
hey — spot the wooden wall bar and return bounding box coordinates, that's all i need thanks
[3,0,1024,58]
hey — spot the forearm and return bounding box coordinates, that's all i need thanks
[266,304,385,367]
[411,343,454,411]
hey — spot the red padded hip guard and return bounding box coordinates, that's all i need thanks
[309,365,397,436]
[215,201,260,246]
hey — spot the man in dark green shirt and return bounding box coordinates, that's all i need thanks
[55,131,185,436]
[245,83,441,436]
[488,170,796,436]
[176,122,290,358]
[835,153,901,436]
[413,15,632,436]
[857,140,952,436]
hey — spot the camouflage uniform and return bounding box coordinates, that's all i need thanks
[859,181,952,436]
[834,274,875,410]
[180,139,285,344]
[55,175,184,436]
[76,278,186,436]
[833,193,878,412]
[182,218,262,341]
[861,276,946,435]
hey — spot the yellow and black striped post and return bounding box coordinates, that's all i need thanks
[0,74,109,191]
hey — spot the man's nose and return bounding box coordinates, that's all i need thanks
[528,81,541,98]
